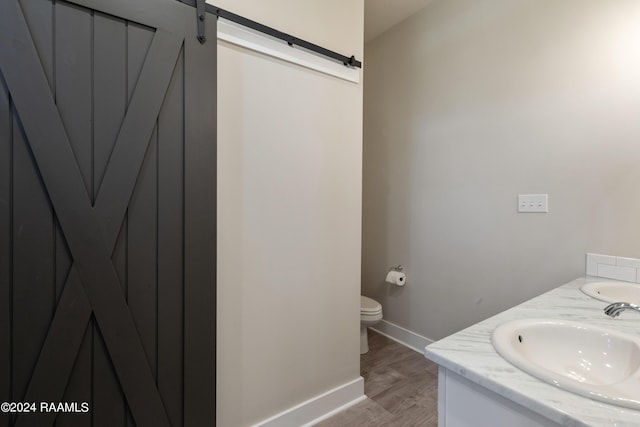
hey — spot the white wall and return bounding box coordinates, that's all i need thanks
[214,1,364,426]
[363,0,640,341]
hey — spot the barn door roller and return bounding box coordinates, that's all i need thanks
[196,0,206,43]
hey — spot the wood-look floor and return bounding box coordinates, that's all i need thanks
[318,330,439,427]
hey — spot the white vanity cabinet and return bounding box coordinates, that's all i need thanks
[437,367,561,427]
[425,276,640,427]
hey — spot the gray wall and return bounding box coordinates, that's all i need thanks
[363,0,640,341]
[215,0,364,425]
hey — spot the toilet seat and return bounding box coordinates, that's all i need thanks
[361,296,382,324]
[361,295,382,315]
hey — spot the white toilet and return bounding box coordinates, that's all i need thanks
[360,295,383,354]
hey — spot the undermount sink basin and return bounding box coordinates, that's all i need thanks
[581,281,640,305]
[492,319,640,410]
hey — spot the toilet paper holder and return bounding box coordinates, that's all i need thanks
[389,265,403,272]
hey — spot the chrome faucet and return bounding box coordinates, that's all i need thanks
[604,302,640,317]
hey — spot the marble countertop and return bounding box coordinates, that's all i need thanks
[424,276,640,427]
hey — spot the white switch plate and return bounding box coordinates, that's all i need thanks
[518,194,548,213]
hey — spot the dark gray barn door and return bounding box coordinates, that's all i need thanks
[0,0,216,426]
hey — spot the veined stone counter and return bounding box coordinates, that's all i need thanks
[425,276,640,427]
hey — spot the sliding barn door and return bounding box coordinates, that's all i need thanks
[0,0,216,426]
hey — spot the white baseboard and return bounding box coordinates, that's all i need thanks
[252,377,366,427]
[370,319,434,353]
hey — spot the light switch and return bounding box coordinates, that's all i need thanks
[518,194,548,213]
